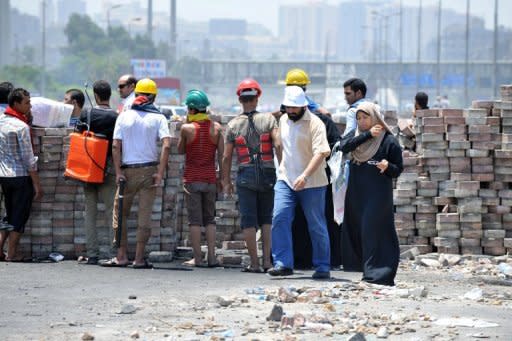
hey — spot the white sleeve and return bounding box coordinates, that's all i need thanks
[113,116,123,140]
[342,108,357,137]
[158,116,171,139]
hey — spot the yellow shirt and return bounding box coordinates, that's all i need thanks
[277,109,330,189]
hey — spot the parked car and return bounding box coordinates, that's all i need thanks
[157,105,187,121]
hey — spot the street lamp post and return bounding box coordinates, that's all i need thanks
[40,0,46,96]
[129,17,142,36]
[436,0,442,98]
[464,0,470,106]
[416,0,423,93]
[374,10,400,110]
[107,4,122,35]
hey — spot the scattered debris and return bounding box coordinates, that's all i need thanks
[266,304,284,321]
[118,305,137,314]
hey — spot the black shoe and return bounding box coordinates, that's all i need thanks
[312,271,330,279]
[86,257,99,265]
[267,266,293,277]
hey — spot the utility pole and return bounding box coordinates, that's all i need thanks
[170,0,177,65]
[41,0,46,96]
[147,0,153,41]
[436,0,442,98]
[464,0,470,107]
[323,31,330,106]
[384,15,389,110]
[416,0,422,93]
[399,0,403,113]
[493,0,498,98]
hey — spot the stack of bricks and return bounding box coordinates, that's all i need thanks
[5,89,512,259]
[496,85,512,254]
[25,128,80,258]
[214,114,243,245]
[383,110,398,128]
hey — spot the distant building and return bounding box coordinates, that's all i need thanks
[278,3,337,60]
[10,8,41,53]
[0,0,11,66]
[209,19,247,36]
[57,0,85,27]
[336,2,368,61]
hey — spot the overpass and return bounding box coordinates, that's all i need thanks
[180,60,512,113]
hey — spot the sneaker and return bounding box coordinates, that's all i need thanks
[312,271,331,279]
[267,266,293,277]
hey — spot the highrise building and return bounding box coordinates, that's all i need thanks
[336,1,368,61]
[278,2,337,60]
[0,0,11,66]
[57,0,86,26]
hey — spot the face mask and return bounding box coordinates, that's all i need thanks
[287,107,305,122]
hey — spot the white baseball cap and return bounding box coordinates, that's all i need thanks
[282,85,308,107]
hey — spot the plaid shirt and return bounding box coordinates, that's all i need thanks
[0,113,38,177]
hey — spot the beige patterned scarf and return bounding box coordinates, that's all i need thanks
[352,102,392,164]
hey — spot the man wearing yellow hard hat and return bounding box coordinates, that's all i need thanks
[283,68,331,116]
[102,78,171,269]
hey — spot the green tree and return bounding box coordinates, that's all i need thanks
[58,13,157,88]
[0,65,61,98]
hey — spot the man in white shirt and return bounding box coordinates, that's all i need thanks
[268,86,332,279]
[102,78,171,268]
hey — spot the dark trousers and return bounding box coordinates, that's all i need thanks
[292,182,341,269]
[0,176,34,233]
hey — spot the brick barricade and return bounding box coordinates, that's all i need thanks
[2,90,512,258]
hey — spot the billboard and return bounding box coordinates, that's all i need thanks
[154,77,181,105]
[130,59,166,79]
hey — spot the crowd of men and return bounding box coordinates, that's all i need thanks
[1,70,430,285]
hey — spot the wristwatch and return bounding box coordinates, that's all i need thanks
[303,175,309,182]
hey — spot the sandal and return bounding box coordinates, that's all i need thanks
[241,265,264,273]
[5,257,33,263]
[99,258,129,267]
[132,260,153,269]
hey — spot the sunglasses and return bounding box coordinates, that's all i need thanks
[118,83,129,89]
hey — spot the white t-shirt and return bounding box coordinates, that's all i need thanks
[113,108,170,165]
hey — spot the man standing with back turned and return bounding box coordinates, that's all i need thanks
[179,89,224,267]
[102,78,170,268]
[78,80,118,265]
[222,79,279,273]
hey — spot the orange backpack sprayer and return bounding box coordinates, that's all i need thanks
[64,83,109,184]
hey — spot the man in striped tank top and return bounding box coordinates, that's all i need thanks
[178,90,224,267]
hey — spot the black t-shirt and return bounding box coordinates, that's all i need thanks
[79,107,117,157]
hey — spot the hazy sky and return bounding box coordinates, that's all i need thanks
[11,0,511,34]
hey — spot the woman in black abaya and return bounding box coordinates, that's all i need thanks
[339,102,403,286]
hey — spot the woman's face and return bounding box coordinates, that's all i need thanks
[356,111,373,132]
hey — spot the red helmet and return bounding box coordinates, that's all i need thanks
[236,78,262,97]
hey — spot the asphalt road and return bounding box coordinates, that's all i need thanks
[0,260,511,340]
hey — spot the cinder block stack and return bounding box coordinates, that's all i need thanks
[52,129,77,258]
[159,140,182,254]
[487,85,512,255]
[501,85,512,253]
[383,110,398,128]
[394,173,417,245]
[161,136,181,252]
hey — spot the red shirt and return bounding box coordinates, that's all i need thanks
[183,121,217,184]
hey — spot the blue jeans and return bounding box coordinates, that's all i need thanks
[272,180,331,272]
